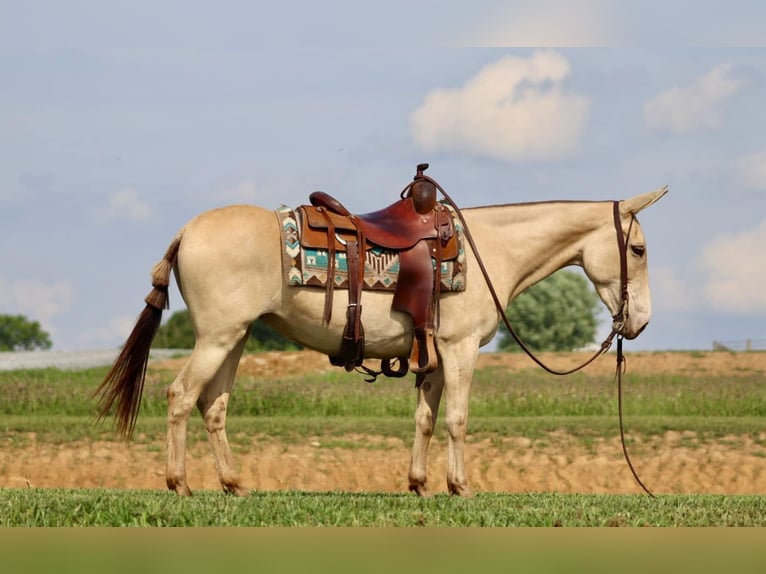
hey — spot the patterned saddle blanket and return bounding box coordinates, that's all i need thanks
[277,206,466,292]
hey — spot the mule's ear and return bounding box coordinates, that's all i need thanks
[620,185,668,215]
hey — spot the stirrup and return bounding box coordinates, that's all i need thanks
[409,328,438,374]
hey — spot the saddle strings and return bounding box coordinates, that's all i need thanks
[408,174,655,497]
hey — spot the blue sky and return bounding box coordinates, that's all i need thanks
[1,1,765,351]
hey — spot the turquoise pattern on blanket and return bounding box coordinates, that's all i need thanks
[277,205,466,292]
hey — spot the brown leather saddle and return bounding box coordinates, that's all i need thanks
[297,164,458,376]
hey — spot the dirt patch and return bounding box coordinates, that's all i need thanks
[3,350,765,494]
[3,431,766,494]
[151,349,766,380]
[476,349,766,378]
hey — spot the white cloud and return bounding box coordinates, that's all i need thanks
[104,188,152,221]
[698,219,766,313]
[0,277,73,332]
[76,314,137,348]
[459,0,617,46]
[206,176,335,209]
[643,63,742,133]
[409,51,590,162]
[649,265,698,313]
[734,148,766,191]
[215,180,259,203]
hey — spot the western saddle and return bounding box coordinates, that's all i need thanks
[297,164,458,377]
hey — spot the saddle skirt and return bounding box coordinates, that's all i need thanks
[277,205,466,293]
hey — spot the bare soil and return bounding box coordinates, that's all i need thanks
[3,350,766,494]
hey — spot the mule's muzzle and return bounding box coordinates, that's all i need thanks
[617,320,648,340]
[611,303,647,339]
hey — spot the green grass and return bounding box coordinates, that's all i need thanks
[2,353,766,527]
[1,357,765,443]
[2,358,766,444]
[2,488,766,526]
[2,359,766,420]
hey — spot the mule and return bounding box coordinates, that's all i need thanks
[96,186,667,496]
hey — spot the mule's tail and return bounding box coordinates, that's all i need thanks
[95,232,183,440]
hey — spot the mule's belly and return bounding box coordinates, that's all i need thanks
[268,288,414,359]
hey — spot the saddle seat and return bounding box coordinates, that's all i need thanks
[296,164,456,378]
[301,191,456,253]
[307,190,454,251]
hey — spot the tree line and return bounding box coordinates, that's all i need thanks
[2,270,599,353]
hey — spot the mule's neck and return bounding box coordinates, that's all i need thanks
[464,200,611,304]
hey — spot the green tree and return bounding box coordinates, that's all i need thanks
[497,270,600,352]
[152,309,195,349]
[153,309,301,352]
[0,314,53,351]
[247,319,302,352]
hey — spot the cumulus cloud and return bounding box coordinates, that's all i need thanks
[460,0,617,46]
[643,63,742,133]
[409,51,590,162]
[103,188,152,221]
[698,219,766,313]
[734,148,766,191]
[0,277,73,332]
[208,176,328,209]
[215,180,259,203]
[649,265,699,314]
[76,314,137,348]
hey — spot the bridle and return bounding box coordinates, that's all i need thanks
[413,173,655,497]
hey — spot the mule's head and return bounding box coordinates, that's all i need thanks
[581,187,668,340]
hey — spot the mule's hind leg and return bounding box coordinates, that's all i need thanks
[408,367,444,497]
[166,331,246,496]
[196,332,249,496]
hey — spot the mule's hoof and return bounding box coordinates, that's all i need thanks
[447,483,473,497]
[223,484,249,497]
[167,477,192,497]
[408,481,431,498]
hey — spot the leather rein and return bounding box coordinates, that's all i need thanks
[409,174,655,497]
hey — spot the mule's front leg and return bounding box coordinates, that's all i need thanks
[445,397,472,497]
[442,343,480,496]
[408,369,444,497]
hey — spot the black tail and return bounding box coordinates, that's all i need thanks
[94,305,163,438]
[94,233,181,439]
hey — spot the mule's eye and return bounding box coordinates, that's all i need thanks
[630,245,646,257]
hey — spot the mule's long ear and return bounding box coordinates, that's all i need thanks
[620,185,669,215]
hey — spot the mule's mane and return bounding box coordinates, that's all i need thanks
[462,199,613,211]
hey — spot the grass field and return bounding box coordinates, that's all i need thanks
[1,350,765,526]
[3,488,766,526]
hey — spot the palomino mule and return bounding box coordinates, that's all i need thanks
[96,185,667,496]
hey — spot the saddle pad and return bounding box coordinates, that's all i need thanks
[277,206,466,292]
